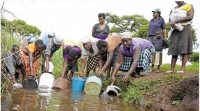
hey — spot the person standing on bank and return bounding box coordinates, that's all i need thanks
[167,1,194,74]
[151,30,169,73]
[147,8,167,43]
[92,13,110,73]
[92,13,110,40]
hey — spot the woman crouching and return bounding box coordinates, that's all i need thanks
[111,34,155,82]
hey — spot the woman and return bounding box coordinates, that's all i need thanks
[78,36,100,77]
[111,34,155,83]
[20,39,44,78]
[146,8,167,43]
[41,32,64,73]
[92,13,110,40]
[167,1,194,74]
[96,35,122,78]
[61,40,81,80]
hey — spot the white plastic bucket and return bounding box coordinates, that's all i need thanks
[84,76,102,95]
[39,73,55,89]
[45,62,54,72]
[101,85,122,100]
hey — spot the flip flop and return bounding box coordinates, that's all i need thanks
[176,71,185,74]
[165,71,174,74]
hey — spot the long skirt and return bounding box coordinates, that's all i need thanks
[86,55,99,71]
[119,46,155,75]
[168,24,193,55]
[20,47,40,77]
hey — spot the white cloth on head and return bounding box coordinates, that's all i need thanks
[121,33,132,39]
[54,36,64,45]
[81,36,93,43]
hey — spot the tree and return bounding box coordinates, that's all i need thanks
[1,19,41,39]
[105,13,149,34]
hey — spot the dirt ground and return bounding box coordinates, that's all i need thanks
[140,72,199,111]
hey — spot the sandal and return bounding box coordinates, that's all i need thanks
[176,71,185,74]
[165,71,174,74]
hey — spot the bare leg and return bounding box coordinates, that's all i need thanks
[21,63,26,84]
[180,54,188,71]
[12,75,17,84]
[106,67,111,79]
[170,55,178,71]
[157,65,160,71]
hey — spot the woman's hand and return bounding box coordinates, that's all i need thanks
[31,71,35,78]
[170,21,177,28]
[97,69,103,77]
[78,72,83,78]
[122,74,130,82]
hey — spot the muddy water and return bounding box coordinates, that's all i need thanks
[1,88,140,111]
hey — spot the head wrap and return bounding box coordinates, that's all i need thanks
[81,36,92,43]
[121,33,132,39]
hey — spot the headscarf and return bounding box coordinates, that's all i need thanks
[121,33,132,39]
[81,36,92,43]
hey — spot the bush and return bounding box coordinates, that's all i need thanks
[190,52,199,62]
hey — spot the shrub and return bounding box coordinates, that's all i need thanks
[190,52,199,62]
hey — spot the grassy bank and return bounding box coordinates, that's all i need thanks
[102,62,199,107]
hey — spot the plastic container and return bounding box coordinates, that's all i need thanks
[52,77,69,90]
[39,73,55,89]
[72,77,86,92]
[23,79,38,89]
[84,76,102,95]
[101,85,122,100]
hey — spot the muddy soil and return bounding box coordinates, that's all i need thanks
[144,74,199,111]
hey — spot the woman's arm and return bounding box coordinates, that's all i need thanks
[162,29,167,40]
[28,52,35,77]
[92,24,96,37]
[79,57,87,77]
[98,52,103,70]
[111,50,124,77]
[122,45,141,82]
[61,59,68,78]
[171,5,194,27]
[101,50,114,71]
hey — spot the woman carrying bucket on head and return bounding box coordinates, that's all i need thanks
[78,36,100,77]
[61,40,82,81]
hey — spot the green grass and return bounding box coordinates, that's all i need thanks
[160,62,199,73]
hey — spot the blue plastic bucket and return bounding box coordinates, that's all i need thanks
[72,77,86,92]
